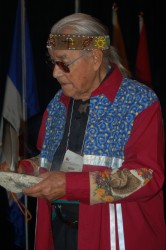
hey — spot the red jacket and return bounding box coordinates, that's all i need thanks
[34,66,166,250]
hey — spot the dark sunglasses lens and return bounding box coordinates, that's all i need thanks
[45,53,70,73]
[56,62,70,73]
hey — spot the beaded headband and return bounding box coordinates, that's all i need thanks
[47,34,110,50]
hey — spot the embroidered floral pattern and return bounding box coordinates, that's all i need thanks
[90,168,153,204]
[94,170,115,202]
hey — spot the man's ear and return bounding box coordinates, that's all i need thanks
[91,49,103,70]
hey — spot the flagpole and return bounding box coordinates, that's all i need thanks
[75,0,80,13]
[138,12,143,33]
[21,0,29,250]
[21,0,27,120]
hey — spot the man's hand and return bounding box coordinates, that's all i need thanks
[23,171,66,201]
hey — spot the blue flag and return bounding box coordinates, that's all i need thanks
[1,0,40,248]
[1,0,40,159]
[4,0,39,123]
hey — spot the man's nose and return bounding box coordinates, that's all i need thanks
[52,64,64,78]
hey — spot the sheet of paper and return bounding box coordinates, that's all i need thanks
[60,150,83,172]
[0,171,42,193]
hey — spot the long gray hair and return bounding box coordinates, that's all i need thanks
[50,13,129,77]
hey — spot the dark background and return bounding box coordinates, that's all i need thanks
[0,0,166,117]
[0,0,166,249]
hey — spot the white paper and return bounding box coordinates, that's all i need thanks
[60,150,83,172]
[0,171,42,193]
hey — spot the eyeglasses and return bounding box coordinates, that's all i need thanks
[46,51,88,73]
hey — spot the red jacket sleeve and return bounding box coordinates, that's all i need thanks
[121,100,165,202]
[66,100,165,204]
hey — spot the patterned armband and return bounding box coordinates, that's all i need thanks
[90,168,153,205]
[23,155,40,174]
[29,155,40,166]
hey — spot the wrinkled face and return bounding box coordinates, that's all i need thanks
[48,49,102,100]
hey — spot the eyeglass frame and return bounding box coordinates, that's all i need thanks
[46,51,89,73]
